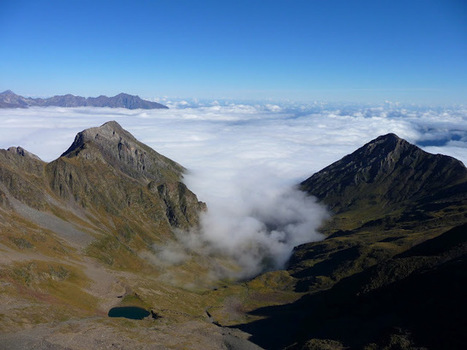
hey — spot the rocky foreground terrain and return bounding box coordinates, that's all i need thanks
[0,126,465,349]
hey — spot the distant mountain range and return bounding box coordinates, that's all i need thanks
[0,90,168,109]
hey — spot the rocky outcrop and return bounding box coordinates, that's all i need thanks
[0,90,168,109]
[155,181,207,230]
[0,147,47,209]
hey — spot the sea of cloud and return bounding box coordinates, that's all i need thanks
[0,102,466,277]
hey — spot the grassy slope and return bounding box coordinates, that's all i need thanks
[0,124,252,348]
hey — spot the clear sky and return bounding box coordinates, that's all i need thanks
[1,0,466,104]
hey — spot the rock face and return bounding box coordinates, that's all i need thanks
[61,121,183,183]
[0,90,168,109]
[6,146,42,161]
[0,147,48,209]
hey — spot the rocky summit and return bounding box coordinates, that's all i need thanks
[0,90,168,109]
[300,133,467,215]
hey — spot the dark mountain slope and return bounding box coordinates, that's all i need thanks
[232,134,467,349]
[0,90,168,109]
[289,134,467,292]
[300,133,466,217]
[236,223,467,350]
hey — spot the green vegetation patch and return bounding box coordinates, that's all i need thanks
[8,236,34,249]
[86,235,144,270]
[2,260,97,313]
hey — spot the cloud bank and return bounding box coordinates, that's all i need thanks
[1,102,466,278]
[193,166,328,277]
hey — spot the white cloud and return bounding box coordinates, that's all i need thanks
[1,103,466,277]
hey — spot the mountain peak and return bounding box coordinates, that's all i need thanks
[7,146,42,161]
[1,89,15,95]
[301,133,467,213]
[375,132,399,140]
[372,132,402,144]
[61,121,183,183]
[100,120,124,131]
[62,121,142,158]
[349,133,414,161]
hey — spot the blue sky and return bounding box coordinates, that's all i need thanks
[1,0,466,104]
